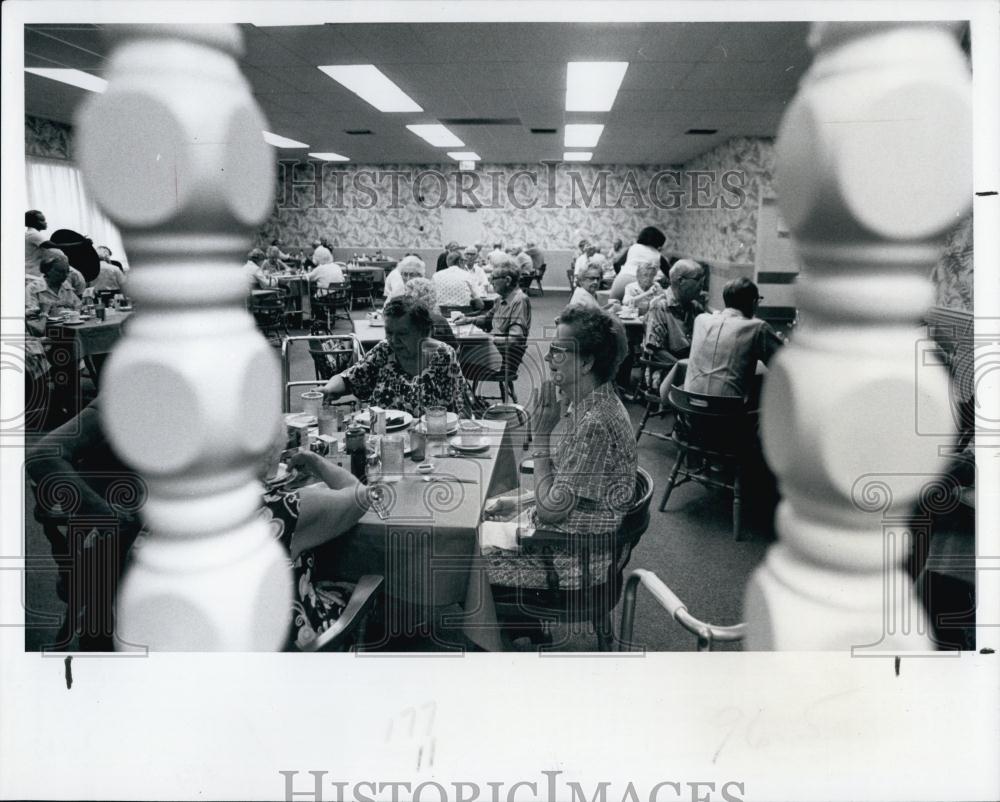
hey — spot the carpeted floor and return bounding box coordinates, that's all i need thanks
[22,290,776,652]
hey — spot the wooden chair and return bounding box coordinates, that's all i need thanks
[659,383,759,540]
[490,467,655,651]
[618,569,747,651]
[311,282,352,329]
[517,263,545,296]
[471,338,527,404]
[250,290,290,343]
[632,352,682,442]
[348,270,376,310]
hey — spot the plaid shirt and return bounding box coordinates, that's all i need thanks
[469,288,531,339]
[529,382,637,588]
[642,287,704,359]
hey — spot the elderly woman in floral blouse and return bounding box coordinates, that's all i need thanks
[320,295,472,417]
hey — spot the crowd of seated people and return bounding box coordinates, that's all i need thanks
[23,209,127,429]
[25,207,803,652]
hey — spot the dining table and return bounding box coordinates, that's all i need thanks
[346,264,387,283]
[288,414,518,651]
[46,308,132,390]
[269,272,312,322]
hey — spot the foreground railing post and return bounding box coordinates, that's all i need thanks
[76,25,292,650]
[744,22,972,650]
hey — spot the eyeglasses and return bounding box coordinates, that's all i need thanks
[546,342,575,362]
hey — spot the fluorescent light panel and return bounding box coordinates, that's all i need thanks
[407,124,464,148]
[25,67,107,93]
[564,124,604,148]
[309,152,350,161]
[566,62,628,112]
[263,131,309,148]
[447,152,481,161]
[318,65,422,112]
[563,152,593,162]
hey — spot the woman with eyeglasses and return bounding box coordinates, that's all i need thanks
[482,305,638,592]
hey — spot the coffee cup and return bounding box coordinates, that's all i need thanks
[64,311,82,323]
[459,420,483,447]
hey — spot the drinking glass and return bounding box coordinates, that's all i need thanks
[317,405,338,437]
[425,406,448,456]
[301,390,323,420]
[380,434,405,480]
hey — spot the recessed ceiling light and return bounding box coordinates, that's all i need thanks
[566,62,628,112]
[318,65,422,113]
[563,152,593,162]
[309,152,350,161]
[407,124,464,148]
[263,131,310,148]
[564,124,604,148]
[25,67,107,93]
[447,152,481,161]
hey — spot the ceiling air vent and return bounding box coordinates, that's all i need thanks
[345,129,373,135]
[439,117,522,126]
[529,128,558,134]
[685,128,719,135]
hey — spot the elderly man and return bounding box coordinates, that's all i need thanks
[524,241,544,274]
[433,251,483,311]
[455,258,531,344]
[681,277,783,403]
[510,244,534,278]
[639,259,708,396]
[383,254,426,300]
[436,240,460,272]
[461,245,491,294]
[573,242,600,279]
[454,259,531,383]
[242,248,276,290]
[90,255,127,294]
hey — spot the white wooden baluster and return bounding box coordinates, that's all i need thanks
[744,22,972,650]
[75,25,292,650]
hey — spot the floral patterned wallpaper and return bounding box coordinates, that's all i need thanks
[672,136,776,265]
[671,135,973,311]
[932,214,974,311]
[25,114,973,310]
[254,161,681,252]
[25,115,73,160]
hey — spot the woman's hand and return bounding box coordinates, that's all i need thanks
[286,449,321,477]
[529,380,567,439]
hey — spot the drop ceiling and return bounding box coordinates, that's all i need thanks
[24,21,814,165]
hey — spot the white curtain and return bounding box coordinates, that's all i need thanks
[25,157,129,268]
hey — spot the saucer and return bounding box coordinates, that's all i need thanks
[448,436,490,452]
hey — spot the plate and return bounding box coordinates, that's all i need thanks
[449,435,490,452]
[421,411,460,434]
[354,409,413,432]
[61,319,86,326]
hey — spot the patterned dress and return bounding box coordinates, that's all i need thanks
[484,383,638,590]
[260,488,357,651]
[340,339,472,417]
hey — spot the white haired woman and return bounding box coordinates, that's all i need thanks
[384,254,426,300]
[403,276,459,351]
